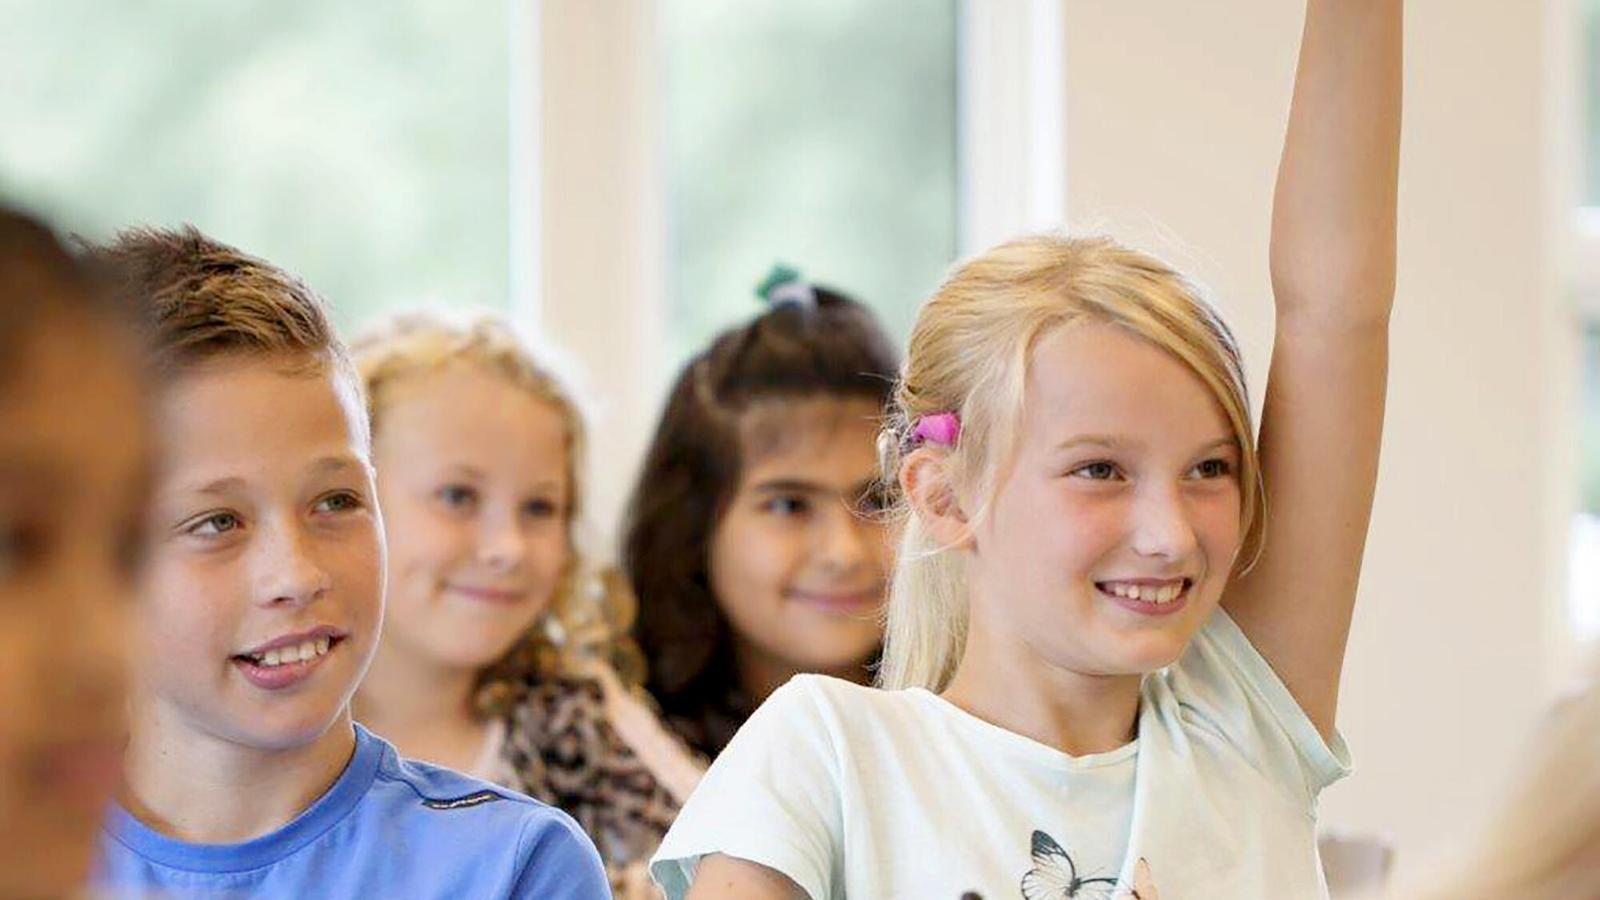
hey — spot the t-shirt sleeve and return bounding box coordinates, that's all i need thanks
[507,811,611,900]
[650,677,841,900]
[1167,608,1353,804]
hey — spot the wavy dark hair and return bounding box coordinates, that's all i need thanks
[622,281,898,758]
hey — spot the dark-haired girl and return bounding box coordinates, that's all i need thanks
[623,269,899,760]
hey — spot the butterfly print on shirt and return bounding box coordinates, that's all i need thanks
[1004,830,1160,900]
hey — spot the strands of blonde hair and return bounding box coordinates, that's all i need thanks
[352,313,644,709]
[876,234,1265,692]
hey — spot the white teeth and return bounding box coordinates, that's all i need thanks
[1103,581,1185,604]
[247,637,333,668]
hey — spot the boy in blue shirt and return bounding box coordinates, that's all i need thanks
[89,227,608,899]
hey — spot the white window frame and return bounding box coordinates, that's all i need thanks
[958,0,1069,252]
[1577,209,1600,312]
[520,1,1068,543]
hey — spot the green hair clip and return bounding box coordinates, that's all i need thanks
[755,263,815,307]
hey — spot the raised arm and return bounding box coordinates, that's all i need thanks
[1222,0,1403,739]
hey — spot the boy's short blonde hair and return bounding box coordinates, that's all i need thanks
[87,225,365,443]
[90,226,352,375]
[352,313,642,711]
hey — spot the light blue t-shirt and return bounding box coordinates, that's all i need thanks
[652,609,1352,900]
[95,724,608,899]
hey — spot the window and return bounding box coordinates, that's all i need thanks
[1572,0,1600,633]
[1578,325,1600,635]
[0,0,511,331]
[660,0,961,363]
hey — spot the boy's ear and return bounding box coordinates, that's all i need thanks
[900,446,973,549]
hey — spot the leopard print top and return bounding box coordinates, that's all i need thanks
[486,672,699,898]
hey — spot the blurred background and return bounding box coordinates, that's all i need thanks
[1,0,1594,871]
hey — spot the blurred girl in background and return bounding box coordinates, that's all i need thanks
[353,315,700,899]
[623,271,899,760]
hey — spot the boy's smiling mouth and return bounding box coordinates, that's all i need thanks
[230,626,348,689]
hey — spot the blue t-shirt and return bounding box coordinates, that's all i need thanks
[95,724,608,899]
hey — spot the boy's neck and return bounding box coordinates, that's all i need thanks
[120,704,359,845]
[353,640,485,771]
[941,617,1143,758]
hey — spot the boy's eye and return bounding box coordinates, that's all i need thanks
[314,491,363,514]
[762,495,810,517]
[187,512,241,536]
[1191,458,1234,479]
[438,485,478,510]
[1069,461,1121,481]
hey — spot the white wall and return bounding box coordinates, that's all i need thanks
[1064,0,1569,860]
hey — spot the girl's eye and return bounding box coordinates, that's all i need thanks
[1069,461,1121,481]
[438,485,478,510]
[314,491,363,514]
[1191,458,1234,479]
[853,484,891,517]
[523,498,561,519]
[763,495,810,517]
[187,512,240,536]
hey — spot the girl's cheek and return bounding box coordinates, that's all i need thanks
[1044,493,1122,542]
[1193,493,1243,551]
[737,519,801,580]
[530,531,569,588]
[414,510,468,570]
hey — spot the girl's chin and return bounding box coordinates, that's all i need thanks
[791,641,881,679]
[1062,625,1195,675]
[1110,637,1191,673]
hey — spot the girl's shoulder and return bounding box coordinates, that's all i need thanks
[493,663,702,877]
[1148,609,1352,801]
[770,672,910,717]
[747,674,953,749]
[497,661,706,801]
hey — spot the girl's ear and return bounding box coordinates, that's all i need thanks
[900,446,974,550]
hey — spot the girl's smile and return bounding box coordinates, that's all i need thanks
[1095,577,1194,616]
